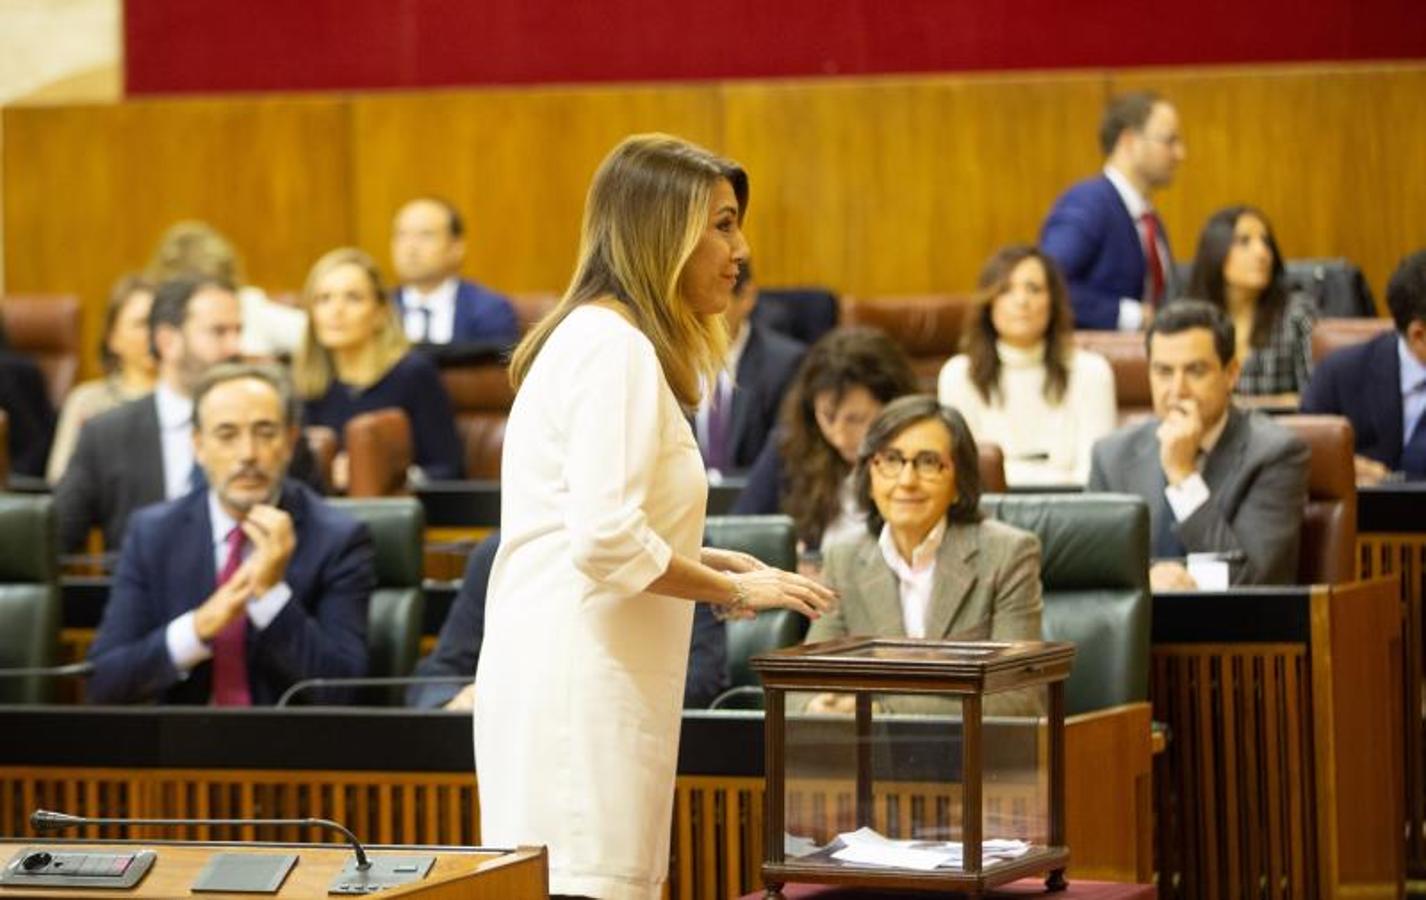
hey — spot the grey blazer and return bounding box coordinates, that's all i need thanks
[804,519,1044,716]
[1087,406,1308,585]
[55,395,165,553]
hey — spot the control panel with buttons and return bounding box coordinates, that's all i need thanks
[0,848,156,889]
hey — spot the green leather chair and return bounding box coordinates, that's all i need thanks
[0,494,60,703]
[702,515,808,703]
[329,497,425,705]
[980,492,1151,716]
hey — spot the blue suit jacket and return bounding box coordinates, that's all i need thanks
[1040,175,1174,330]
[395,279,519,345]
[1301,331,1405,469]
[87,481,375,705]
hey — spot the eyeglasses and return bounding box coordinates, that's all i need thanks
[871,449,951,480]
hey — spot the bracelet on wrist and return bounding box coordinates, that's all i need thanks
[713,575,752,621]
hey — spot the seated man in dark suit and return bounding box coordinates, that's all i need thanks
[391,197,519,347]
[1040,91,1186,330]
[1089,300,1309,589]
[56,276,323,554]
[1301,249,1426,484]
[695,261,806,476]
[87,363,375,705]
[408,531,729,710]
[0,340,56,479]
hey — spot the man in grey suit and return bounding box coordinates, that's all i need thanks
[57,277,244,552]
[1088,300,1308,589]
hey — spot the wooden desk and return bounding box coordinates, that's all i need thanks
[0,839,545,899]
[1357,481,1426,878]
[0,705,1149,899]
[1150,579,1403,899]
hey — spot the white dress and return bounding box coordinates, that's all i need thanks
[474,305,707,900]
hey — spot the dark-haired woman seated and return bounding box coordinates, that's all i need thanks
[801,395,1043,717]
[1186,206,1315,399]
[295,247,463,489]
[732,327,919,554]
[938,245,1115,485]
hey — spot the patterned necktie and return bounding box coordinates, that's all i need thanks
[1140,212,1166,307]
[705,373,730,472]
[211,526,252,706]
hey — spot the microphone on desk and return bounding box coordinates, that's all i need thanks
[276,674,473,708]
[31,809,372,870]
[0,661,95,679]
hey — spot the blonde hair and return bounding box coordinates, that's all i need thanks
[292,247,410,398]
[146,220,244,285]
[508,133,749,407]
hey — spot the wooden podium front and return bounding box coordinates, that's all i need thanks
[0,840,546,899]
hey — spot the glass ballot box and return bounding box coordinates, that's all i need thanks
[751,637,1075,897]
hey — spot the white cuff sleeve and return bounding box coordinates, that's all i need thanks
[1164,472,1211,522]
[1117,298,1145,332]
[165,612,212,675]
[246,582,292,630]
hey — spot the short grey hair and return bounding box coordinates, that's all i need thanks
[191,362,300,431]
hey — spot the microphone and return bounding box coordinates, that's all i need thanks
[31,809,371,871]
[0,662,94,679]
[276,675,472,708]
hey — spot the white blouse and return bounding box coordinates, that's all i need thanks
[938,341,1116,486]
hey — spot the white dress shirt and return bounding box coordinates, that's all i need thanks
[401,277,459,344]
[163,491,294,676]
[1104,164,1171,332]
[877,519,948,639]
[154,383,196,500]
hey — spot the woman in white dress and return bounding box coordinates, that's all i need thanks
[474,134,836,900]
[938,245,1116,485]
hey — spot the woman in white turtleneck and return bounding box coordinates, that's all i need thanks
[938,245,1116,486]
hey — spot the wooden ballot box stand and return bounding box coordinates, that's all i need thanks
[0,839,546,899]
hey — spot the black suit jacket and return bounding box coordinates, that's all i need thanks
[0,351,56,478]
[726,325,805,471]
[56,393,326,553]
[86,481,374,705]
[1300,331,1405,469]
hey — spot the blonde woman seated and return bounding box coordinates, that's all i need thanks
[938,245,1115,485]
[46,275,158,482]
[802,395,1043,717]
[295,248,464,488]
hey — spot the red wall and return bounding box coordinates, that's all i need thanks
[125,0,1426,95]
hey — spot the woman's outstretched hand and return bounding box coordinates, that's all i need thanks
[728,568,837,621]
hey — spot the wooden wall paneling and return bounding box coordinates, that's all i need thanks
[2,97,353,379]
[720,74,1108,298]
[349,85,724,297]
[1110,64,1426,304]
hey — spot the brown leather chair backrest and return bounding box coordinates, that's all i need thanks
[440,363,515,479]
[977,441,1007,493]
[508,292,560,334]
[1310,317,1394,365]
[0,409,9,486]
[1274,414,1356,585]
[839,294,975,390]
[0,295,80,409]
[1073,331,1151,422]
[303,425,339,492]
[344,408,413,498]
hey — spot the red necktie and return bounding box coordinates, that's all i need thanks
[211,527,252,706]
[1140,213,1166,308]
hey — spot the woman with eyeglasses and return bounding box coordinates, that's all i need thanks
[801,394,1043,716]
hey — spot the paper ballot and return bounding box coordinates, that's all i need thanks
[817,826,1031,870]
